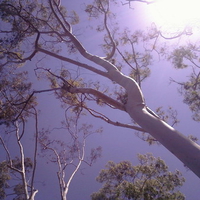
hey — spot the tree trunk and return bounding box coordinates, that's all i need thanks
[116,69,200,178]
[39,23,200,177]
[127,103,200,177]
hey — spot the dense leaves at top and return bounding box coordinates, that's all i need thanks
[91,153,185,200]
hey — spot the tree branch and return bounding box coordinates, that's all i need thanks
[13,88,60,121]
[37,47,110,78]
[84,106,145,132]
[68,87,125,111]
[29,107,39,200]
[100,1,116,60]
[14,121,29,199]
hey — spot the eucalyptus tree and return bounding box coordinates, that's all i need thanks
[91,153,185,200]
[0,69,39,200]
[0,157,35,200]
[1,0,200,180]
[0,67,102,200]
[38,108,102,200]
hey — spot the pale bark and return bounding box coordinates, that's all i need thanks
[3,0,200,179]
[63,140,86,200]
[48,8,200,176]
[37,15,200,177]
[0,118,39,200]
[99,57,200,178]
[39,126,86,200]
[42,44,200,177]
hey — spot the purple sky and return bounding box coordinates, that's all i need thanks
[1,1,200,199]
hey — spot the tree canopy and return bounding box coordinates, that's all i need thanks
[0,0,200,199]
[91,153,185,200]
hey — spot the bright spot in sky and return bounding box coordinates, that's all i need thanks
[149,0,200,29]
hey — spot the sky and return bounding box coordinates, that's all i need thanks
[1,0,200,199]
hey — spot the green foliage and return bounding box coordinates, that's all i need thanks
[0,0,39,56]
[118,29,152,84]
[169,44,200,121]
[91,153,185,200]
[0,69,35,126]
[85,0,112,19]
[0,0,198,198]
[13,184,26,200]
[169,47,193,69]
[0,0,75,65]
[11,157,33,173]
[0,158,33,200]
[181,73,200,121]
[0,161,11,200]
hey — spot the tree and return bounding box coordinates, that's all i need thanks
[0,0,200,197]
[91,153,185,200]
[38,108,102,200]
[1,0,200,177]
[0,157,34,200]
[0,67,101,199]
[0,69,38,200]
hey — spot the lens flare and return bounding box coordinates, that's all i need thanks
[149,0,200,28]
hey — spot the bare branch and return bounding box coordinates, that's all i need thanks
[84,106,145,132]
[100,1,116,60]
[49,0,71,33]
[124,0,155,4]
[14,121,29,199]
[0,32,40,68]
[159,29,192,40]
[29,107,39,200]
[0,137,13,164]
[37,47,110,78]
[64,139,85,197]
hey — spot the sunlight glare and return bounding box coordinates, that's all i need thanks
[149,0,200,29]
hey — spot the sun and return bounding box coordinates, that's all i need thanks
[149,0,200,29]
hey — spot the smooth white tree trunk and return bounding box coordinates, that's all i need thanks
[74,54,200,177]
[110,68,200,178]
[39,46,200,178]
[128,104,200,177]
[37,9,200,176]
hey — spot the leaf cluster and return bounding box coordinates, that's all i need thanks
[0,69,35,126]
[169,44,200,121]
[0,161,11,200]
[91,153,185,200]
[0,157,33,200]
[0,0,39,56]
